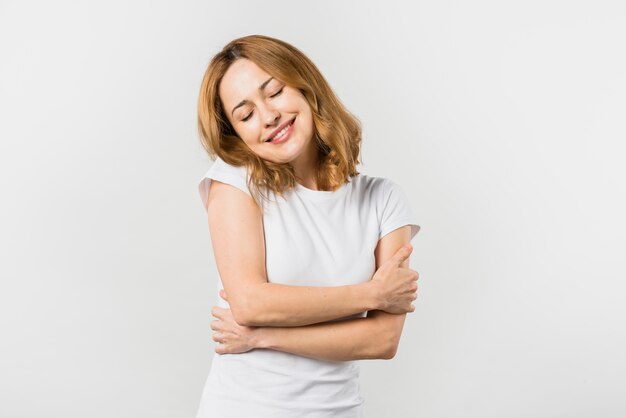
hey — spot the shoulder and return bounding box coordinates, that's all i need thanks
[351,173,400,200]
[204,156,248,179]
[357,173,420,241]
[198,156,252,212]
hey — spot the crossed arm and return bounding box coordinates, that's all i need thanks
[206,180,414,361]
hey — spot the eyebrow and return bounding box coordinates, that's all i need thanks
[230,76,275,117]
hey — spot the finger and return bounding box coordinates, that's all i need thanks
[219,289,228,300]
[211,306,227,319]
[410,304,415,312]
[216,344,227,354]
[211,330,233,344]
[210,320,224,331]
[393,244,413,265]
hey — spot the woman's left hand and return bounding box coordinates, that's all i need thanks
[210,290,258,354]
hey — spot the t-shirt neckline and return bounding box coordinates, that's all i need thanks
[294,176,355,200]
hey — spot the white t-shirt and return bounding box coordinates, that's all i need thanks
[195,157,420,418]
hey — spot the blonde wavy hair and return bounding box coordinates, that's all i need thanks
[197,34,363,209]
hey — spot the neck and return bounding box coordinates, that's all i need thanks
[291,138,321,190]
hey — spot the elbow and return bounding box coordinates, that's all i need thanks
[230,300,259,327]
[379,330,402,360]
[366,338,397,360]
[225,295,256,327]
[227,285,283,327]
[371,314,405,360]
[229,293,269,327]
[218,283,270,326]
[231,307,254,327]
[381,341,399,360]
[358,317,403,360]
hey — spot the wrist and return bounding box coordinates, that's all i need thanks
[362,281,383,311]
[251,327,271,349]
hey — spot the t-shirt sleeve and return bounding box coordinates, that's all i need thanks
[198,157,252,212]
[378,178,421,241]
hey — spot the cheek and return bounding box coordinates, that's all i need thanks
[300,109,314,132]
[236,123,259,141]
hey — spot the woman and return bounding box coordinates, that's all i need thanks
[195,34,421,417]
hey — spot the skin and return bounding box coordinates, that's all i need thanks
[210,226,415,361]
[208,58,419,360]
[219,58,320,189]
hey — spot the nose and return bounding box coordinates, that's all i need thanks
[262,106,280,127]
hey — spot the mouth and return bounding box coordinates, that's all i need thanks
[265,117,296,143]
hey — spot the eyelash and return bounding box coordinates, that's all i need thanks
[242,88,284,122]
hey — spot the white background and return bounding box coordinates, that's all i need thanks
[1,1,625,417]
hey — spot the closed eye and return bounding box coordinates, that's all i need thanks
[270,88,283,98]
[241,88,284,122]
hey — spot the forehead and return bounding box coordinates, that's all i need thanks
[219,59,273,106]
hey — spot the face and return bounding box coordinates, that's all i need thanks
[219,58,316,167]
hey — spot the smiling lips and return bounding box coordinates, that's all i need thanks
[266,117,296,143]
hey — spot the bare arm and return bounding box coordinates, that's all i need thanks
[211,225,417,361]
[206,181,412,327]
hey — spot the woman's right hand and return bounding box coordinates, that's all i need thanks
[370,244,419,314]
